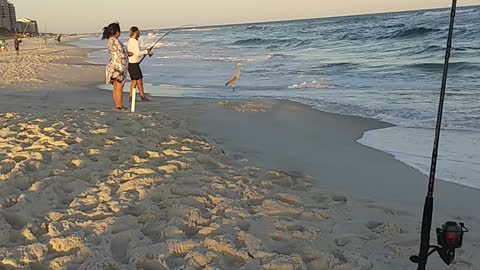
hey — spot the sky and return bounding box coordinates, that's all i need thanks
[10,0,480,33]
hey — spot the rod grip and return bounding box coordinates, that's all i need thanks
[417,196,434,270]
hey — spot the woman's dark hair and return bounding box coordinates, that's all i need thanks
[130,26,139,37]
[102,22,121,40]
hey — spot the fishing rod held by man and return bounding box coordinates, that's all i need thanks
[139,24,198,64]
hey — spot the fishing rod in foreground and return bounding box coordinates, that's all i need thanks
[410,0,469,269]
[139,24,197,64]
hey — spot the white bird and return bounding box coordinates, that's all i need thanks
[225,63,241,92]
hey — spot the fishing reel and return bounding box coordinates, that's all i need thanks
[411,221,468,265]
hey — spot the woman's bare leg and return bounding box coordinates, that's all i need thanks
[116,81,124,108]
[113,80,124,108]
[112,82,119,108]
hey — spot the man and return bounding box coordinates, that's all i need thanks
[127,26,153,102]
[56,34,62,45]
[14,36,22,56]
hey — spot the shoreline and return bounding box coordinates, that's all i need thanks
[270,99,480,193]
[1,38,478,269]
[193,99,480,209]
[97,81,480,194]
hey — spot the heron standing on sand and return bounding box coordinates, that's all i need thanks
[225,63,241,92]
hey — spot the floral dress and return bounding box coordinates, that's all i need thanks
[106,37,128,84]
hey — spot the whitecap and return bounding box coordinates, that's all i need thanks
[288,80,336,89]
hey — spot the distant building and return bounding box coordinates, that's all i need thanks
[0,0,16,32]
[8,2,15,30]
[17,18,39,36]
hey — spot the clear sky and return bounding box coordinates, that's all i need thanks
[10,0,480,33]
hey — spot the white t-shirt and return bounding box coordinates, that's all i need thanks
[127,38,148,64]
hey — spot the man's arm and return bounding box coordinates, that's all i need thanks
[129,39,148,57]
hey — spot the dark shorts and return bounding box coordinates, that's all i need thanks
[15,46,19,51]
[128,63,143,80]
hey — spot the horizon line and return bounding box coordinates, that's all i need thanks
[73,4,478,35]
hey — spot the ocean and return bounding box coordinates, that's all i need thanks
[77,6,480,190]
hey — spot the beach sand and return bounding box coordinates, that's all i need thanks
[0,37,103,90]
[0,39,478,269]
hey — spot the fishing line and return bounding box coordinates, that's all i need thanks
[139,24,198,64]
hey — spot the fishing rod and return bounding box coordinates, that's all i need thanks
[139,24,197,64]
[410,0,469,269]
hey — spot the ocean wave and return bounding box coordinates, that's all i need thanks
[358,126,480,189]
[422,10,451,16]
[380,27,438,39]
[206,56,272,63]
[384,23,406,29]
[245,25,269,31]
[232,37,303,47]
[144,32,160,39]
[422,7,478,17]
[140,33,191,46]
[408,62,480,72]
[314,62,358,69]
[150,42,191,48]
[139,33,191,48]
[453,46,480,51]
[271,53,290,59]
[412,45,444,55]
[288,80,336,89]
[79,36,101,41]
[294,39,314,48]
[154,54,273,63]
[179,27,220,32]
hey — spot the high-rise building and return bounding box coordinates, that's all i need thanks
[0,0,16,32]
[8,2,15,31]
[0,0,9,31]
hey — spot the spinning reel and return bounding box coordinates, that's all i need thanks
[411,221,468,265]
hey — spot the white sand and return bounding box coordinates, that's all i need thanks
[0,37,103,90]
[0,40,477,270]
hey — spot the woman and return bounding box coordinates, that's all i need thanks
[128,26,152,102]
[102,22,131,110]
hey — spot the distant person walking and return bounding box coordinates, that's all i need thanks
[102,22,132,110]
[14,36,22,56]
[127,26,153,102]
[56,34,62,45]
[0,40,7,52]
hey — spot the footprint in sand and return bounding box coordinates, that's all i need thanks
[111,232,131,264]
[10,154,27,163]
[0,159,17,175]
[366,221,403,238]
[1,211,30,230]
